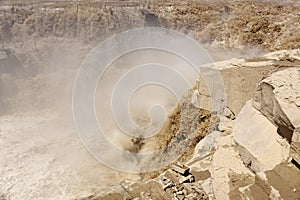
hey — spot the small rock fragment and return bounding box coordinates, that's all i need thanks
[163,182,174,191]
[172,162,190,175]
[179,174,195,184]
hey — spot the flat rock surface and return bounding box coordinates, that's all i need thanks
[233,101,290,172]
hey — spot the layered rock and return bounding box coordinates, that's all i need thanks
[233,101,290,172]
[232,66,300,198]
[198,49,300,116]
[252,67,300,164]
[195,53,300,199]
[78,51,300,200]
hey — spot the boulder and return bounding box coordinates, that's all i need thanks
[197,49,300,116]
[252,67,300,164]
[233,101,290,172]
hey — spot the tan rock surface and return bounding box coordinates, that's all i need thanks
[253,67,300,163]
[1,1,300,198]
[233,101,290,172]
[196,49,300,116]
